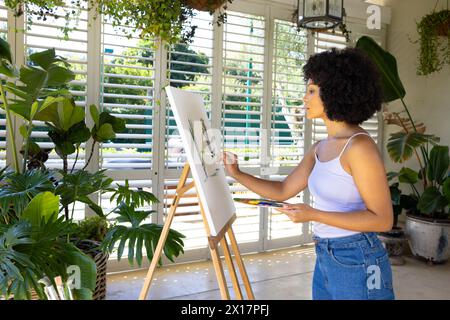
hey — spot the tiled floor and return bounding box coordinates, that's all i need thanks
[106,245,450,300]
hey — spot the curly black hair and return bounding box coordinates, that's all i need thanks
[302,47,383,125]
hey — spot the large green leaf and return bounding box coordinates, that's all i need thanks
[3,48,76,127]
[387,171,399,182]
[55,170,112,216]
[67,121,91,145]
[91,112,126,143]
[20,66,47,90]
[0,37,14,77]
[99,112,126,133]
[398,167,419,185]
[355,36,406,103]
[46,64,75,87]
[1,217,78,300]
[21,192,60,227]
[0,37,12,63]
[89,104,100,127]
[417,186,448,215]
[64,246,97,300]
[29,48,70,70]
[387,131,440,163]
[0,170,55,216]
[443,178,450,203]
[427,145,449,185]
[0,221,35,299]
[95,123,115,141]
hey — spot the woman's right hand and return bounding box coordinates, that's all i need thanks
[222,151,240,178]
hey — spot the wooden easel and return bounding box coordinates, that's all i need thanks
[139,163,255,300]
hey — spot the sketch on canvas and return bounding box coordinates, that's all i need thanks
[187,118,220,179]
[165,86,236,236]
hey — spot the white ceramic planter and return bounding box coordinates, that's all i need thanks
[405,215,450,264]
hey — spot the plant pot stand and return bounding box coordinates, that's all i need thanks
[378,230,408,266]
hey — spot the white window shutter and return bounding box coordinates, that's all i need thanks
[0,2,7,167]
[24,1,89,171]
[312,29,380,144]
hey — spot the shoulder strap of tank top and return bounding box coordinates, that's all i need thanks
[338,132,371,158]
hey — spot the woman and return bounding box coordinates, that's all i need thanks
[223,47,395,300]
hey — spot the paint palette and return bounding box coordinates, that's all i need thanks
[233,198,287,208]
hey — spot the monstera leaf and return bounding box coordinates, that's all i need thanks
[110,179,159,208]
[387,131,440,163]
[356,36,406,103]
[102,202,185,266]
[55,170,113,217]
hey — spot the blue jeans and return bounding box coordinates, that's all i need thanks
[312,232,395,300]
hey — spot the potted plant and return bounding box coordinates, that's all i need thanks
[0,172,97,300]
[5,0,233,44]
[0,38,185,299]
[356,36,450,264]
[377,179,409,265]
[415,1,450,75]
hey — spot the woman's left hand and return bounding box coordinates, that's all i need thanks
[276,203,316,223]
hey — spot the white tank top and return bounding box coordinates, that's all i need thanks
[308,132,372,238]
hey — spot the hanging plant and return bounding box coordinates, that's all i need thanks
[416,6,450,75]
[5,0,233,45]
[182,0,233,25]
[182,0,227,12]
[5,0,84,40]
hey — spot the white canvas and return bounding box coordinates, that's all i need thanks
[165,86,236,236]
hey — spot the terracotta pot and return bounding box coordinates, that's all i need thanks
[182,0,227,11]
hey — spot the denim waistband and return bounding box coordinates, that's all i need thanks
[312,232,378,248]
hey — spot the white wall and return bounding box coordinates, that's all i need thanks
[383,0,450,188]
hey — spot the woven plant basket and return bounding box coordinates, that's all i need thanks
[76,239,109,300]
[4,240,108,300]
[182,0,227,11]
